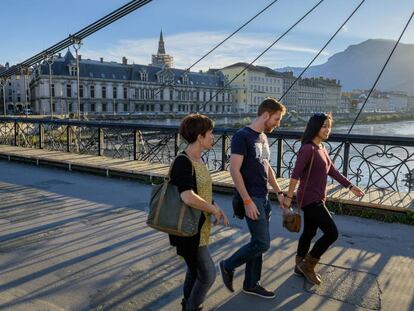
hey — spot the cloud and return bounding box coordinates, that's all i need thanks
[81,31,331,70]
[342,25,349,32]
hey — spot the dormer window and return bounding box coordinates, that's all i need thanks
[140,70,148,81]
[182,73,189,85]
[158,70,174,85]
[69,66,77,76]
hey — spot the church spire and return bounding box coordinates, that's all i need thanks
[158,30,166,54]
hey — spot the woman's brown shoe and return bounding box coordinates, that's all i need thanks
[294,255,321,283]
[297,254,321,285]
[294,256,305,276]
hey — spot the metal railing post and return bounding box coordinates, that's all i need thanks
[39,123,44,149]
[276,138,283,178]
[343,141,350,178]
[174,132,180,156]
[14,121,18,146]
[66,125,71,152]
[221,134,228,171]
[98,128,104,156]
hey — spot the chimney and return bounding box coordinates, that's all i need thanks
[78,54,82,61]
[122,56,127,65]
[100,57,103,63]
[58,53,62,58]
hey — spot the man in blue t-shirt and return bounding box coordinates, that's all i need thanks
[220,98,286,299]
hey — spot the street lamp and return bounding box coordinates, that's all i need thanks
[71,36,82,120]
[46,54,56,119]
[20,66,30,118]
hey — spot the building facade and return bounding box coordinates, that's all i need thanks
[220,63,283,113]
[277,71,341,113]
[29,51,232,115]
[0,63,32,113]
[351,90,409,112]
[221,63,341,113]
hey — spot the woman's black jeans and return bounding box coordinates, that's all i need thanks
[183,246,216,310]
[297,201,339,259]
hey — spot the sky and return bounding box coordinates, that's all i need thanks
[1,0,413,71]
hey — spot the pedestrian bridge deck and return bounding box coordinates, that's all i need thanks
[0,145,412,212]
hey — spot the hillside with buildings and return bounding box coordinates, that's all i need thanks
[278,39,414,95]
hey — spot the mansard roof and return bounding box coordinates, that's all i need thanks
[37,52,226,87]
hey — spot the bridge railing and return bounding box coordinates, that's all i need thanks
[1,117,413,192]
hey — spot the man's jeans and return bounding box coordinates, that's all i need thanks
[223,197,271,288]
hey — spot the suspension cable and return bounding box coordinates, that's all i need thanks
[151,0,282,98]
[199,0,326,112]
[332,9,414,162]
[186,0,281,72]
[0,0,152,78]
[279,0,366,102]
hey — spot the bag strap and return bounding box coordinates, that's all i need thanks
[166,153,194,182]
[299,146,315,209]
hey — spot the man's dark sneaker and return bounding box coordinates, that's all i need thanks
[242,284,275,299]
[219,261,234,292]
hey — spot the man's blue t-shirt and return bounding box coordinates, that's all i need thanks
[231,127,271,198]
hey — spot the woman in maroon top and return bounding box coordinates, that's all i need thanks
[283,113,364,285]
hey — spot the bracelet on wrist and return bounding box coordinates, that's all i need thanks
[286,196,293,199]
[277,191,283,195]
[243,198,253,206]
[348,184,354,190]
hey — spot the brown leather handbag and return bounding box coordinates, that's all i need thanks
[283,150,315,233]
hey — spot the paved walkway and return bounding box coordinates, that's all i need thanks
[0,161,413,310]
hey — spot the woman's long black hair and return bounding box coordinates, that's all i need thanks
[301,113,333,145]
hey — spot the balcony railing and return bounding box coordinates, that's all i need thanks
[1,117,413,192]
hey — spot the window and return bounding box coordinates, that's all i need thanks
[79,85,84,98]
[124,103,128,111]
[66,84,72,97]
[102,103,107,112]
[80,103,84,112]
[70,67,77,76]
[90,103,95,112]
[90,85,95,98]
[113,86,117,99]
[140,71,148,81]
[51,84,55,97]
[123,87,127,99]
[102,86,106,99]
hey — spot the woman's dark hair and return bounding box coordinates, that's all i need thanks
[301,113,333,145]
[179,114,214,143]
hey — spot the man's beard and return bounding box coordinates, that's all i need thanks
[264,121,277,133]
